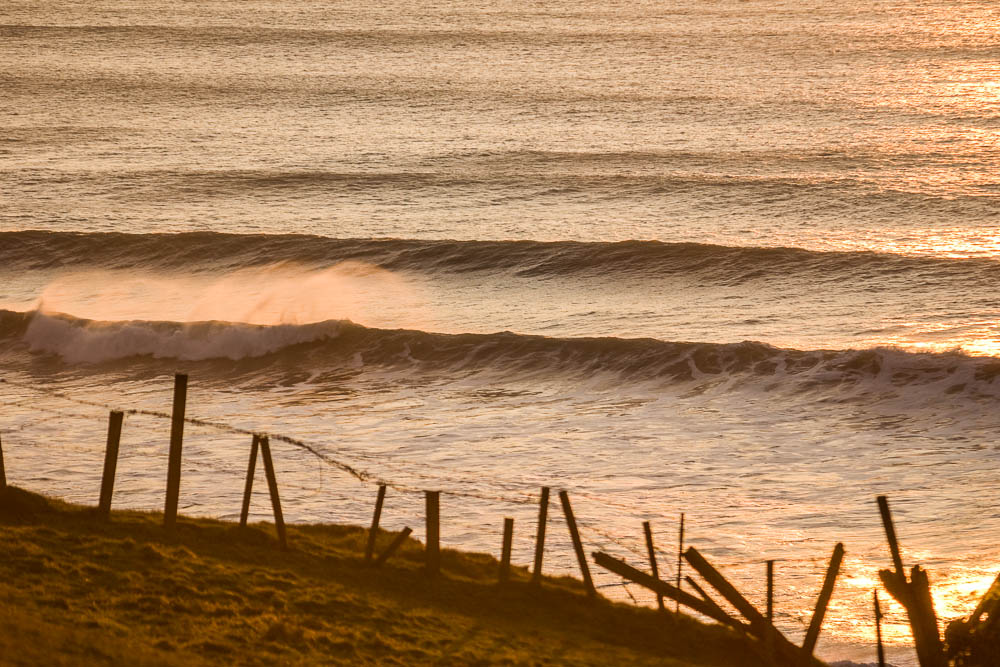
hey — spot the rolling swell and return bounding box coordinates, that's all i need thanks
[4,230,1000,286]
[3,310,999,399]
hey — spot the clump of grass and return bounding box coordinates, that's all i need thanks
[0,486,777,666]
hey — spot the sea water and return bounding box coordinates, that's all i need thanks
[4,1,1000,663]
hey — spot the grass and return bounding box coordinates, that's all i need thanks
[0,486,780,666]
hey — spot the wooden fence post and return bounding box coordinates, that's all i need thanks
[374,527,412,567]
[876,495,946,667]
[1,431,8,490]
[802,542,845,656]
[684,575,733,623]
[163,373,187,529]
[98,410,124,517]
[766,560,774,622]
[874,590,886,667]
[425,490,440,575]
[258,435,287,550]
[592,551,743,629]
[558,490,595,597]
[239,434,259,528]
[683,546,805,664]
[531,486,549,585]
[877,496,905,578]
[676,512,685,612]
[499,517,514,583]
[365,484,387,561]
[643,521,665,610]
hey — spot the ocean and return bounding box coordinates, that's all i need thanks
[4,1,1000,663]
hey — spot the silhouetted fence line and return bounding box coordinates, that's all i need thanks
[8,373,990,666]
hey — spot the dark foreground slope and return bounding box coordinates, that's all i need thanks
[0,487,775,666]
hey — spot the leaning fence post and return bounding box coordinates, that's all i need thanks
[802,542,845,656]
[559,490,595,597]
[531,486,549,585]
[425,490,440,575]
[643,521,665,610]
[258,435,287,550]
[98,410,124,517]
[365,484,387,561]
[374,527,413,567]
[499,517,514,583]
[163,373,187,529]
[877,495,905,579]
[239,434,259,528]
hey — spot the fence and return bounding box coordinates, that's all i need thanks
[2,372,980,666]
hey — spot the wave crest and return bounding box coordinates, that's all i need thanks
[3,310,1000,402]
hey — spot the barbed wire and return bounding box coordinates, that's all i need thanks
[0,374,860,612]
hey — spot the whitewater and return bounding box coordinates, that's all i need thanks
[5,0,1000,663]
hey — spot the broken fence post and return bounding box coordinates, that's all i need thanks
[875,495,946,667]
[239,434,259,529]
[259,435,287,550]
[163,372,187,529]
[374,527,412,567]
[425,490,440,575]
[499,517,514,583]
[802,542,845,656]
[683,575,735,627]
[97,410,124,517]
[683,546,804,664]
[531,486,549,585]
[559,490,595,597]
[365,484,387,561]
[642,520,665,610]
[593,551,743,629]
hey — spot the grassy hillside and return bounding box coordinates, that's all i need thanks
[0,486,776,666]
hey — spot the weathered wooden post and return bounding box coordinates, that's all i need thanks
[259,435,287,550]
[531,486,549,585]
[239,434,259,528]
[425,490,440,575]
[97,410,124,517]
[163,373,187,529]
[374,527,412,567]
[802,542,845,656]
[676,512,685,612]
[642,521,665,610]
[877,496,905,578]
[499,517,514,583]
[684,575,733,623]
[0,431,8,490]
[874,590,886,667]
[876,495,946,667]
[766,560,774,622]
[592,551,743,630]
[558,490,595,598]
[365,484,387,561]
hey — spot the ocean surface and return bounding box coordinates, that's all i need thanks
[4,1,1000,663]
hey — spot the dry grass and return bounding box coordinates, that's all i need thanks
[0,486,774,666]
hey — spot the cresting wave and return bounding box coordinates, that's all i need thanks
[5,230,1000,285]
[3,309,1000,399]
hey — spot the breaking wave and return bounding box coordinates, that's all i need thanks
[3,309,999,400]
